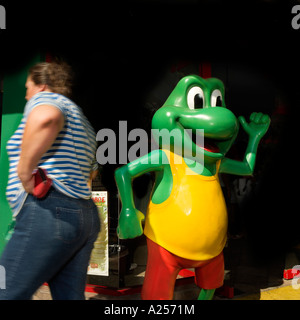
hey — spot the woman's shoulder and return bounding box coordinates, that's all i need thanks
[25,92,75,117]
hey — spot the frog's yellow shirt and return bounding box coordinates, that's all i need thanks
[144,149,228,261]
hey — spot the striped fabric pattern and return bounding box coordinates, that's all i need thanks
[6,92,98,216]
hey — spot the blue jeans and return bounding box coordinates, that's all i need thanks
[0,187,100,300]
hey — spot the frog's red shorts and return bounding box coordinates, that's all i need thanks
[141,238,224,300]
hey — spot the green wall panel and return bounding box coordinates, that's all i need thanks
[0,54,42,255]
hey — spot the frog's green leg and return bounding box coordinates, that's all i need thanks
[197,288,215,300]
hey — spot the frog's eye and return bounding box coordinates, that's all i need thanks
[211,89,223,107]
[187,86,205,109]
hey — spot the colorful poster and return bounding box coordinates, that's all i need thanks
[88,191,109,276]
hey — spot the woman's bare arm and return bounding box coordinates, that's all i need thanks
[17,105,64,193]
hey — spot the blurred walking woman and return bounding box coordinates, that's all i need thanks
[0,62,100,300]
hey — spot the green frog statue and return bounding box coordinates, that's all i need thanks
[115,75,270,300]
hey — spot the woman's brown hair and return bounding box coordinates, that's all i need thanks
[29,61,73,98]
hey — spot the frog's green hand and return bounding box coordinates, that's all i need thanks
[220,112,270,176]
[115,165,143,239]
[238,112,270,140]
[117,207,145,239]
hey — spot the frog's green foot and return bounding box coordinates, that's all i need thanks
[197,288,215,300]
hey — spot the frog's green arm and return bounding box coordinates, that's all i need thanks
[219,113,270,176]
[219,135,259,176]
[115,149,168,208]
[114,149,169,239]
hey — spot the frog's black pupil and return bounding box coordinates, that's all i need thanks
[216,96,222,107]
[194,94,203,109]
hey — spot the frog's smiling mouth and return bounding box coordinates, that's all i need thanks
[186,129,220,153]
[190,130,220,153]
[173,108,239,159]
[173,120,225,159]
